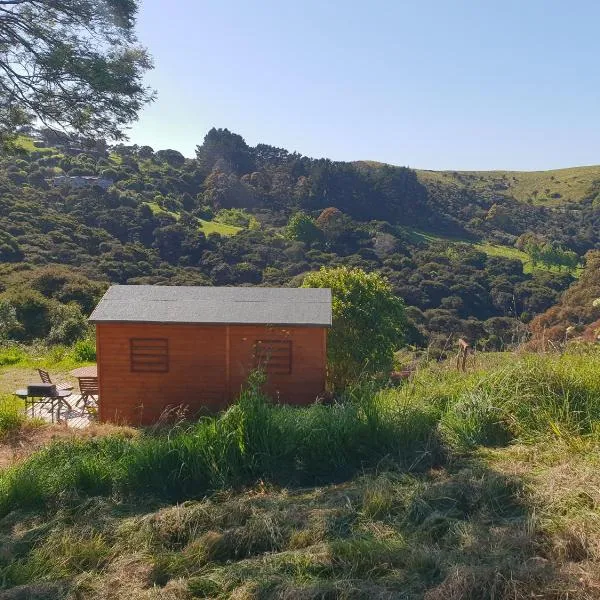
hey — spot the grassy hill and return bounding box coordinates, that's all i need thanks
[1,347,600,597]
[407,229,581,276]
[144,202,243,236]
[416,165,600,206]
[356,160,600,206]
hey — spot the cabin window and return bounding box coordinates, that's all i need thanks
[130,338,169,373]
[254,340,292,375]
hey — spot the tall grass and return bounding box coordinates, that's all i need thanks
[0,395,27,438]
[0,372,441,515]
[2,349,600,517]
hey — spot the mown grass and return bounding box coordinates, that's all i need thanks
[3,349,600,597]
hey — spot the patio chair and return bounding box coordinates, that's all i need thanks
[38,369,74,391]
[76,377,99,410]
[36,369,74,415]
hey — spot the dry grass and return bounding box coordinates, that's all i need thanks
[0,421,137,469]
[3,350,600,597]
[416,165,600,205]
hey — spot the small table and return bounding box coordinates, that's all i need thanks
[70,365,97,378]
[14,389,73,423]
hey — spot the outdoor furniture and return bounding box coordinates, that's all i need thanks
[38,369,74,391]
[14,387,73,423]
[75,376,99,410]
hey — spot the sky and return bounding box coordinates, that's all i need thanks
[128,0,600,171]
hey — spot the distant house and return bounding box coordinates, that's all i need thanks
[52,175,113,190]
[89,286,332,425]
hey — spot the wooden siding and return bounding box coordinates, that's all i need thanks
[229,325,326,405]
[96,323,327,425]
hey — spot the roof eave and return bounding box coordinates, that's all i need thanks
[89,319,332,327]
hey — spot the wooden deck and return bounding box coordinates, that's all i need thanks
[28,402,94,429]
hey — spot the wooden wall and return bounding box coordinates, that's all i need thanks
[228,325,327,405]
[96,323,327,425]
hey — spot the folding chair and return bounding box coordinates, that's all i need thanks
[37,369,73,414]
[76,377,99,410]
[38,369,74,391]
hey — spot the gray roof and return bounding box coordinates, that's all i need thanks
[89,285,332,327]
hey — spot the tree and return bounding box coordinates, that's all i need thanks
[302,267,407,389]
[155,149,185,168]
[0,0,154,144]
[285,212,322,244]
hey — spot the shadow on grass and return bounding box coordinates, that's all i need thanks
[0,455,585,600]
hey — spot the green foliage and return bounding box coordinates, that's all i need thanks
[0,127,589,352]
[0,231,23,262]
[0,289,52,341]
[71,338,97,363]
[0,395,27,439]
[303,267,407,389]
[214,208,259,229]
[285,212,323,244]
[47,303,89,345]
[4,350,600,595]
[0,373,439,515]
[0,301,19,341]
[0,0,154,142]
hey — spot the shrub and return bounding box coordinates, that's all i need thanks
[302,267,407,390]
[48,303,88,345]
[71,338,96,362]
[285,212,322,244]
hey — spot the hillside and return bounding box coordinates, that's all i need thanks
[1,127,599,352]
[416,165,600,206]
[356,160,600,206]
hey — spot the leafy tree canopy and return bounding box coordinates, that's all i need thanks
[0,0,154,145]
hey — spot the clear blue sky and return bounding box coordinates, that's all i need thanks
[128,0,600,171]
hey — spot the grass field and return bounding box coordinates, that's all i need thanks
[13,135,57,155]
[198,218,242,236]
[416,165,600,205]
[144,203,242,236]
[2,348,600,597]
[407,229,580,275]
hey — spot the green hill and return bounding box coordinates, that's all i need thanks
[0,128,597,353]
[357,160,600,206]
[417,165,600,206]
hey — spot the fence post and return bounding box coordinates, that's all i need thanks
[457,338,470,372]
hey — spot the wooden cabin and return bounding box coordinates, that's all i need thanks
[89,285,332,425]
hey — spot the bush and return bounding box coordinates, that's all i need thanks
[302,267,407,390]
[71,338,96,362]
[48,303,88,345]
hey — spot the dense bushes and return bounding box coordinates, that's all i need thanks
[0,131,583,351]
